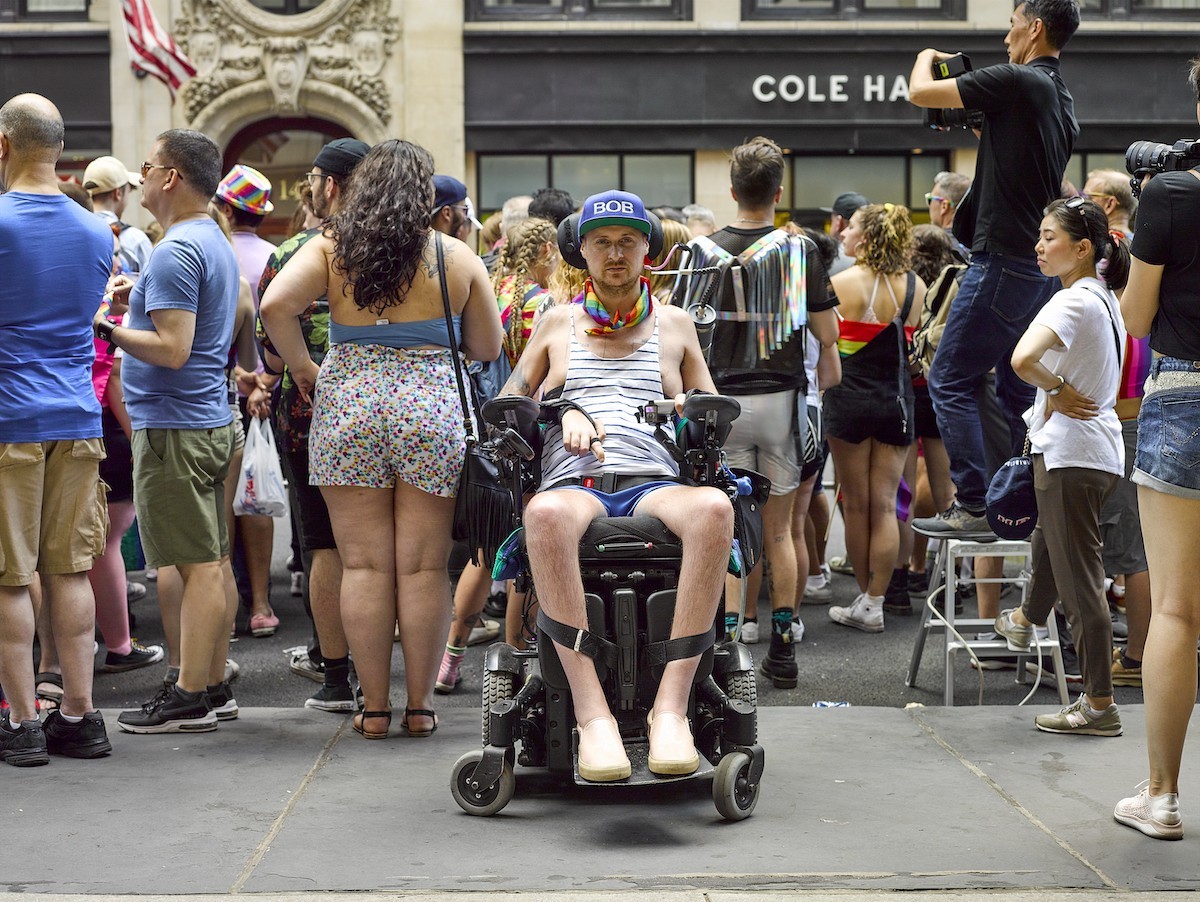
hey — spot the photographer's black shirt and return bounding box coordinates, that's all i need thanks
[1131,170,1200,360]
[956,57,1078,258]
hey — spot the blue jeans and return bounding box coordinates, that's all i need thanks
[928,252,1055,510]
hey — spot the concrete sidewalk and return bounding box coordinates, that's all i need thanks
[4,705,1197,896]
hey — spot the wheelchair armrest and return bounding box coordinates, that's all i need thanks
[681,394,741,430]
[481,396,541,440]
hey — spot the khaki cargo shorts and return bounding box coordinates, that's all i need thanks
[0,438,109,587]
[132,424,234,568]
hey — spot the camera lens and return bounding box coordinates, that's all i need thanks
[1125,140,1171,176]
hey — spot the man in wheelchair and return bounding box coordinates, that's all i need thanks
[498,190,733,783]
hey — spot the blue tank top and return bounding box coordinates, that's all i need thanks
[329,316,461,349]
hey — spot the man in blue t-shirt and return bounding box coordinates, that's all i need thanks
[0,93,114,766]
[908,0,1080,534]
[97,129,241,736]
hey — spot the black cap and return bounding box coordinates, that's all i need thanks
[821,192,870,219]
[313,138,371,179]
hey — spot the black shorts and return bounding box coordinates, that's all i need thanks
[280,443,336,552]
[797,403,825,483]
[913,383,941,440]
[99,408,133,503]
[822,385,914,448]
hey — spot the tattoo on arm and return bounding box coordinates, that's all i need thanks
[500,362,533,398]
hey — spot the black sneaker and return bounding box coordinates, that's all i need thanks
[882,569,912,615]
[907,569,929,596]
[1025,645,1084,687]
[205,682,239,721]
[117,686,217,734]
[43,709,112,758]
[760,632,798,689]
[0,717,49,766]
[304,684,356,713]
[103,640,165,673]
[483,591,508,621]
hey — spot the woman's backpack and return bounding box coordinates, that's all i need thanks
[910,262,967,377]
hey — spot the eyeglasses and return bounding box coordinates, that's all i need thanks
[305,172,329,184]
[924,193,951,206]
[1043,195,1090,220]
[140,161,171,179]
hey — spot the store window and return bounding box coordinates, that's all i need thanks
[3,0,88,20]
[478,153,693,214]
[1080,0,1200,15]
[743,0,964,19]
[467,0,690,21]
[246,0,322,14]
[785,152,951,228]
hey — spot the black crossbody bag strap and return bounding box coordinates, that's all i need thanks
[436,232,478,443]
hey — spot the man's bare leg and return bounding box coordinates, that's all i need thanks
[523,489,627,779]
[44,573,98,717]
[175,560,229,694]
[632,486,733,773]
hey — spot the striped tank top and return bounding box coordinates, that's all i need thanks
[539,310,679,488]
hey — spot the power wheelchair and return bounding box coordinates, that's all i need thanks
[449,392,768,821]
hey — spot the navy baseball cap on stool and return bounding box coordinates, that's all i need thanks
[578,190,652,237]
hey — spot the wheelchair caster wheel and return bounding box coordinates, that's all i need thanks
[451,749,515,816]
[713,751,759,821]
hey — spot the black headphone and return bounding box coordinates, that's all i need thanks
[557,211,665,270]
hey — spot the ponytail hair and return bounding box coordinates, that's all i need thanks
[855,202,913,276]
[1043,197,1130,292]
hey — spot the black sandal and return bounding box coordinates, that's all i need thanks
[353,709,391,740]
[402,708,437,737]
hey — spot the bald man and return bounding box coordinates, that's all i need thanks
[0,94,114,765]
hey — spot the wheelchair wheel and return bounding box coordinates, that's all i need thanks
[451,749,516,816]
[482,669,516,747]
[713,750,759,821]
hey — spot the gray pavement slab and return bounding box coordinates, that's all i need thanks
[3,705,1199,896]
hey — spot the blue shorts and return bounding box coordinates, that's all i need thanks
[1133,356,1200,500]
[552,481,681,518]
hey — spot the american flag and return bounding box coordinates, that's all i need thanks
[121,0,196,100]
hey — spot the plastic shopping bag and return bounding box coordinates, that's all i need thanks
[234,418,288,517]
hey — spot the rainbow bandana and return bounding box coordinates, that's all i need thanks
[581,277,653,335]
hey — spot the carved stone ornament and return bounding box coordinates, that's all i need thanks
[174,0,400,137]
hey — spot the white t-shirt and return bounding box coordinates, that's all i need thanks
[1023,276,1124,476]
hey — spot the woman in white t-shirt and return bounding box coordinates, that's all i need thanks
[995,196,1131,737]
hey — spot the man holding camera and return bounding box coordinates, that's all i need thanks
[908,0,1080,533]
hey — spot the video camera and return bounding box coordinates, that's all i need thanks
[1125,138,1200,198]
[923,53,985,132]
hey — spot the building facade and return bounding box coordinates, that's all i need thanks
[3,0,1197,233]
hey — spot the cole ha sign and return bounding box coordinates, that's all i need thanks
[752,73,911,104]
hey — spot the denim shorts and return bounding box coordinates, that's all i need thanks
[1132,356,1200,499]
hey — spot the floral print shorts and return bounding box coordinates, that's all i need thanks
[309,343,465,496]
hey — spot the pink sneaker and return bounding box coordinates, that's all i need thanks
[250,612,280,637]
[436,649,463,694]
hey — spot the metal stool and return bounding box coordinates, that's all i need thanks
[905,528,1070,706]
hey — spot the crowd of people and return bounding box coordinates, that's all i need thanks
[2,0,1199,844]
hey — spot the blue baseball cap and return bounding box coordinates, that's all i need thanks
[433,175,468,212]
[578,189,652,237]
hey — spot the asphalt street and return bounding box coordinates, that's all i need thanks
[88,489,1145,716]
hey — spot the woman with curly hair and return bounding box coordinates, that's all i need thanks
[260,140,503,740]
[824,203,925,633]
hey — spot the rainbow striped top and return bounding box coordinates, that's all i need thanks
[1119,334,1152,403]
[837,319,915,358]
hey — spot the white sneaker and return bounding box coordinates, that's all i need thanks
[828,593,885,633]
[1115,780,1184,840]
[290,571,303,597]
[739,621,760,644]
[803,575,832,604]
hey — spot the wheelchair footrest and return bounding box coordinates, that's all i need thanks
[571,738,715,787]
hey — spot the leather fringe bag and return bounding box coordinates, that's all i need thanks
[437,232,514,568]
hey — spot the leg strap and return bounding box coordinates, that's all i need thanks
[643,625,716,667]
[537,610,618,668]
